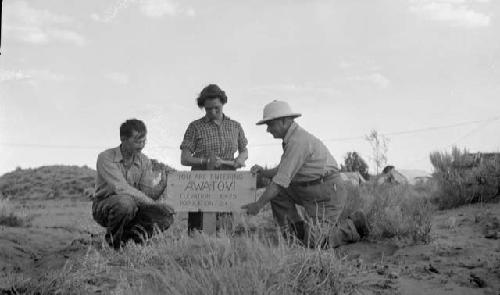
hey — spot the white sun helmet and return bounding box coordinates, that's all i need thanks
[256,100,302,125]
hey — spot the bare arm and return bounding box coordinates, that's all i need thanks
[262,166,279,178]
[256,182,281,205]
[241,181,282,215]
[252,164,278,178]
[234,148,248,169]
[181,148,208,167]
[234,123,249,168]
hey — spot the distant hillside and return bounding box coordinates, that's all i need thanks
[0,165,96,200]
[0,160,175,201]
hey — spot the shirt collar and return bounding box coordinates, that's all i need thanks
[113,146,123,163]
[202,113,230,123]
[283,122,299,146]
[113,145,141,166]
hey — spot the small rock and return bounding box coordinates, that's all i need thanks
[428,264,439,274]
[447,216,457,229]
[469,273,486,288]
[459,261,485,269]
[421,254,431,261]
[484,231,498,240]
[388,272,399,279]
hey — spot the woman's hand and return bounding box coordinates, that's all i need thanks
[212,156,223,168]
[233,158,246,169]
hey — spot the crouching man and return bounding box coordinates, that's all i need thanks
[92,119,174,249]
[242,101,369,248]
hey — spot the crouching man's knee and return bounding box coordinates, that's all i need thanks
[92,195,138,228]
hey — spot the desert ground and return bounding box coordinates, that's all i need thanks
[1,196,499,294]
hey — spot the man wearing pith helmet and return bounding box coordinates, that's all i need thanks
[242,100,369,248]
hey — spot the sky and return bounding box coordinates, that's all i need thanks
[1,0,499,176]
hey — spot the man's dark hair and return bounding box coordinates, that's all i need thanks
[196,84,228,108]
[382,165,395,174]
[120,119,147,139]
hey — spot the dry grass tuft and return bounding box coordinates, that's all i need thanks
[0,198,30,227]
[343,183,433,244]
[430,147,500,209]
[9,226,365,295]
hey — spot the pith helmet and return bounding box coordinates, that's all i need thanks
[256,100,302,125]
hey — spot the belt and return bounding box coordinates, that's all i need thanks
[290,172,337,187]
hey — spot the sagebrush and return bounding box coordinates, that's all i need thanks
[343,183,433,244]
[0,198,28,227]
[430,146,500,209]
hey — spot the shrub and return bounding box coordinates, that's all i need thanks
[430,147,500,209]
[343,183,433,244]
[340,152,370,180]
[0,198,27,227]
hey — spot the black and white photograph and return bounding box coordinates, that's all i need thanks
[0,0,499,294]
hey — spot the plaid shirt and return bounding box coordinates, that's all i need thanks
[180,114,248,160]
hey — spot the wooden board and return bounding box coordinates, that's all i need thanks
[161,171,257,212]
[202,212,217,235]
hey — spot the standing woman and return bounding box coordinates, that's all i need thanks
[180,84,248,232]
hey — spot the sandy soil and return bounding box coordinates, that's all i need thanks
[340,202,500,294]
[0,200,100,286]
[1,199,499,294]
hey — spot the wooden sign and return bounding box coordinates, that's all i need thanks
[161,171,257,212]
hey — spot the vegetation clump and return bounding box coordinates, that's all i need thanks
[0,198,28,227]
[430,147,500,209]
[9,229,364,295]
[343,183,433,244]
[0,165,96,200]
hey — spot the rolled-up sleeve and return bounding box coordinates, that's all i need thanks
[237,123,248,153]
[138,156,155,193]
[96,153,149,200]
[272,140,310,188]
[180,122,196,152]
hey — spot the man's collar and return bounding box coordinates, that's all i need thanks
[113,146,123,163]
[283,122,299,144]
[114,145,141,166]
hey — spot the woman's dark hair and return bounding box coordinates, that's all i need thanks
[196,84,228,108]
[120,119,147,139]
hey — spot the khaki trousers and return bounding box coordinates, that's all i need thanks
[270,176,360,248]
[92,195,174,248]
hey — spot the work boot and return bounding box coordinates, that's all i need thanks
[349,210,370,239]
[282,221,308,246]
[105,231,121,249]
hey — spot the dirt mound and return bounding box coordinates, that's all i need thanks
[0,165,96,201]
